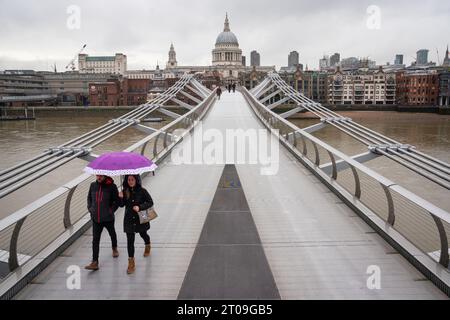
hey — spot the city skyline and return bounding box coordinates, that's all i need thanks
[0,0,449,71]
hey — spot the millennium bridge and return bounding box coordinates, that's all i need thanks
[0,73,449,299]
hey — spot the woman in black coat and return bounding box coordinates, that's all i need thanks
[118,175,154,274]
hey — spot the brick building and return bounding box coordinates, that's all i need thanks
[89,80,121,106]
[396,72,439,106]
[239,67,268,90]
[88,77,188,106]
[438,71,450,107]
[89,78,151,106]
[279,67,328,104]
[198,71,221,90]
[122,79,152,106]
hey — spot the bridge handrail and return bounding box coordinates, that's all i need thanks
[124,88,216,153]
[242,87,450,269]
[0,74,206,200]
[0,87,217,282]
[262,72,450,189]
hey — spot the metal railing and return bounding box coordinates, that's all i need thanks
[0,74,212,199]
[0,83,216,282]
[251,73,450,189]
[242,87,450,270]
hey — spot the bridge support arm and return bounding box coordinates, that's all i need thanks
[267,96,291,110]
[185,84,206,99]
[170,97,194,110]
[279,106,305,119]
[134,124,159,135]
[320,151,380,175]
[191,79,212,96]
[159,107,182,119]
[260,89,282,104]
[250,78,269,95]
[79,153,99,162]
[303,122,327,134]
[287,123,327,142]
[179,90,202,105]
[255,83,275,99]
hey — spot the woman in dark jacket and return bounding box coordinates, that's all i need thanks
[118,175,154,274]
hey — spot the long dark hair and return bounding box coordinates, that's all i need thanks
[122,175,142,199]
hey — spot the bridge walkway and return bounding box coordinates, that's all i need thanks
[15,92,447,300]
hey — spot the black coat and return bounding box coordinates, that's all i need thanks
[87,177,119,223]
[120,186,154,234]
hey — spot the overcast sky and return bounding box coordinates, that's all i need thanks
[0,0,449,71]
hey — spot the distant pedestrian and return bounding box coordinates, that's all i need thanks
[216,86,222,100]
[232,83,236,93]
[228,84,231,93]
[119,175,154,275]
[85,175,120,271]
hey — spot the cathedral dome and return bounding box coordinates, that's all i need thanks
[216,31,239,46]
[215,14,239,47]
[212,13,242,69]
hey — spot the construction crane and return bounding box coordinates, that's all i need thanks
[65,44,87,71]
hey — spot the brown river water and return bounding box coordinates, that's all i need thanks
[0,109,449,219]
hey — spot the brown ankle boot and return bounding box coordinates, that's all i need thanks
[85,261,99,271]
[144,244,151,257]
[127,258,135,274]
[112,247,119,258]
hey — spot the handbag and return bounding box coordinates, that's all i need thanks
[138,207,158,224]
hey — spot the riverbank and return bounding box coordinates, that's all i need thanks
[1,105,185,118]
[275,104,450,116]
[3,104,450,118]
[0,116,36,121]
[324,104,450,115]
[7,106,135,111]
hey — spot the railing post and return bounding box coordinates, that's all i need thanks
[140,141,149,156]
[312,141,320,166]
[301,135,307,156]
[153,133,162,158]
[164,127,176,149]
[284,130,290,141]
[278,125,284,137]
[327,151,338,180]
[349,165,362,199]
[430,215,449,268]
[163,131,169,149]
[9,217,26,271]
[64,185,78,229]
[381,184,395,226]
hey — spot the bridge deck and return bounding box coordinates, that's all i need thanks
[15,92,447,300]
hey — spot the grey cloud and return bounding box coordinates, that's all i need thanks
[0,0,449,71]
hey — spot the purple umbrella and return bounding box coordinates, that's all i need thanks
[84,152,157,176]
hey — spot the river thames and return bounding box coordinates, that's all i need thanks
[0,109,449,218]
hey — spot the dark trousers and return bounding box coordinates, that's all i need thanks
[92,220,118,262]
[126,232,150,258]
